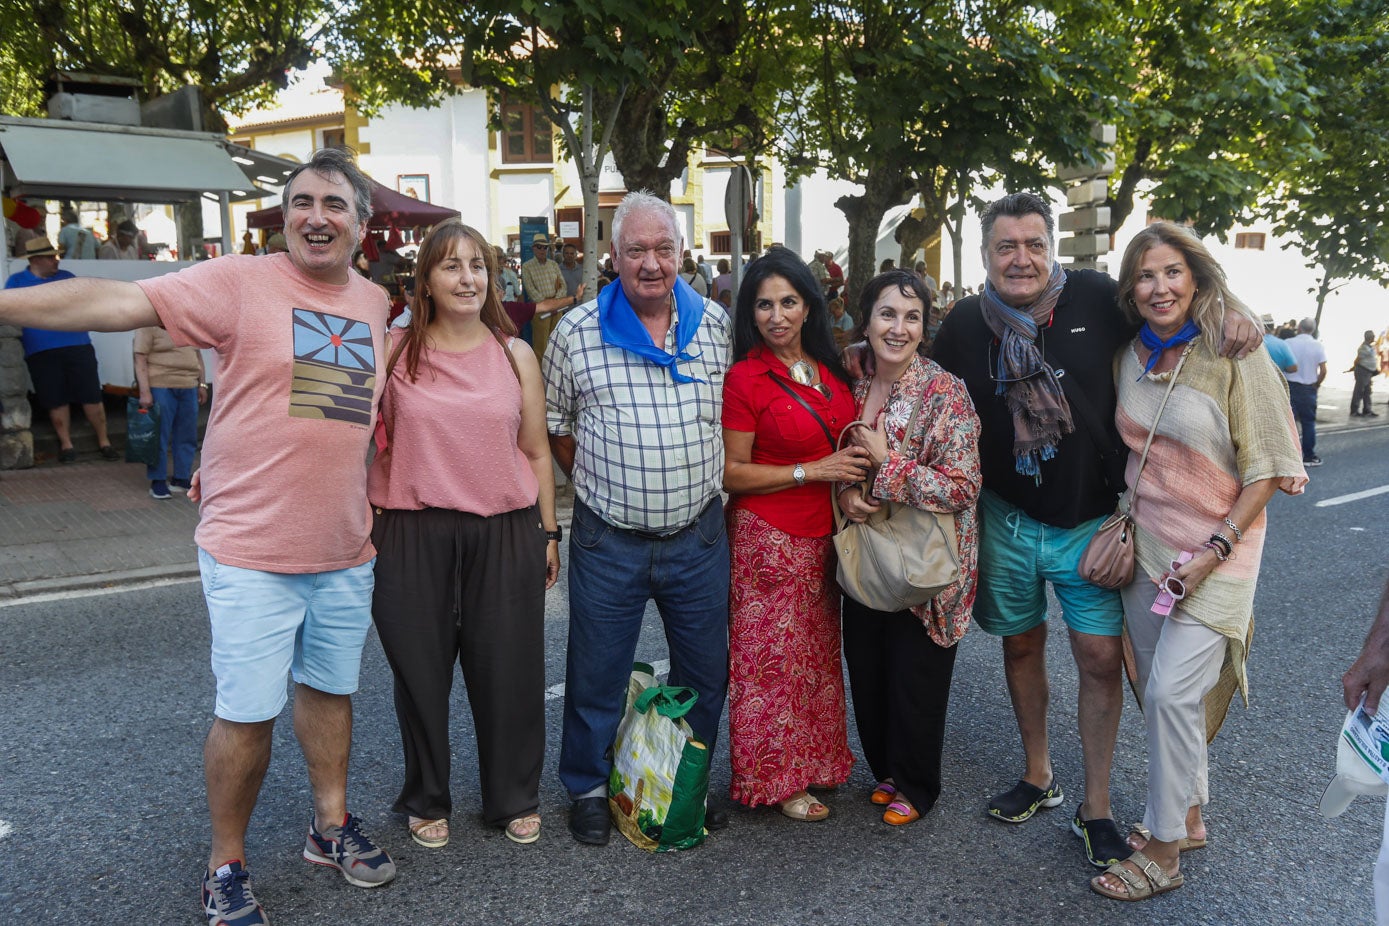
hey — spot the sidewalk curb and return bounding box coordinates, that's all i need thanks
[0,562,200,602]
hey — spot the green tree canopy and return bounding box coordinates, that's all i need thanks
[1262,0,1389,326]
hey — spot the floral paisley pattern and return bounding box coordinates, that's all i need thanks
[727,507,854,806]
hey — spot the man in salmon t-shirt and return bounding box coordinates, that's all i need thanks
[0,147,395,925]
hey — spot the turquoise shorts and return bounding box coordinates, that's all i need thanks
[972,490,1123,638]
[198,548,375,723]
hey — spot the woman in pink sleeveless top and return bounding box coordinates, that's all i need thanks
[368,220,560,848]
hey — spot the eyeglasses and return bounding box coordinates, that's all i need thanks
[1151,554,1192,616]
[986,333,1064,385]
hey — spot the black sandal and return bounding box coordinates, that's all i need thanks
[985,778,1064,823]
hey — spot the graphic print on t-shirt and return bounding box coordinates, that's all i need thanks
[290,308,377,426]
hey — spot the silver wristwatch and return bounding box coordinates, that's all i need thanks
[792,463,806,486]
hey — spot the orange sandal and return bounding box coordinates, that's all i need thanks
[883,799,920,826]
[870,781,897,805]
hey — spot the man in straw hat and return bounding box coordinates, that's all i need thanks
[4,236,118,462]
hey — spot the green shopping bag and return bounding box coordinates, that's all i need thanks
[124,398,161,466]
[608,662,710,852]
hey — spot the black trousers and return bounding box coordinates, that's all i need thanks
[842,596,959,815]
[371,505,547,826]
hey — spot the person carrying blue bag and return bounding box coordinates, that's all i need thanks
[134,325,207,499]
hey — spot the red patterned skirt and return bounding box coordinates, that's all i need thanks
[727,506,854,806]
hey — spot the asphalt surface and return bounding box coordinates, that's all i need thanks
[0,423,1386,925]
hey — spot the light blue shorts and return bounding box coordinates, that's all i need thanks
[198,548,376,723]
[972,490,1123,638]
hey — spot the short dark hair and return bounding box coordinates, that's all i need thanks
[850,270,934,356]
[979,192,1054,255]
[282,147,373,225]
[732,246,852,385]
[116,220,139,236]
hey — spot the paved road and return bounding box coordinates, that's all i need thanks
[1,424,1386,925]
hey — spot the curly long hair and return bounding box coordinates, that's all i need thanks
[397,219,517,382]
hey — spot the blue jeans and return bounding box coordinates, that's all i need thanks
[1288,382,1318,460]
[146,386,198,481]
[559,496,730,799]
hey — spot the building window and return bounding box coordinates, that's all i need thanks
[1234,232,1266,250]
[500,97,553,164]
[320,128,346,150]
[709,231,761,254]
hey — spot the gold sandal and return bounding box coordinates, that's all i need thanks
[408,816,449,848]
[779,792,830,821]
[505,813,542,845]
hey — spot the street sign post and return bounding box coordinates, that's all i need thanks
[724,164,757,310]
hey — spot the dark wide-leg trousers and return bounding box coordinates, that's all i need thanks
[842,596,959,815]
[371,505,546,826]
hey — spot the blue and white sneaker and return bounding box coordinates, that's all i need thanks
[202,860,269,925]
[302,813,396,888]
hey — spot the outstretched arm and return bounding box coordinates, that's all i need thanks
[0,277,158,331]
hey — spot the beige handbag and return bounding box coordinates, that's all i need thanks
[832,390,960,612]
[1078,348,1188,589]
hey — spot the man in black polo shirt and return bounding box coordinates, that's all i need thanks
[932,192,1257,869]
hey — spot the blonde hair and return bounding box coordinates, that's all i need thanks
[1116,222,1257,356]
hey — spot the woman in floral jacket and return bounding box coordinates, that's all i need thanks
[837,270,982,826]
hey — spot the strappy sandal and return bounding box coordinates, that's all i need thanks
[883,798,920,826]
[870,781,897,806]
[408,816,449,848]
[1090,850,1185,901]
[505,813,542,845]
[1129,823,1207,852]
[779,792,830,821]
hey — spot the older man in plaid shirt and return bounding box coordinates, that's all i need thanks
[544,190,732,847]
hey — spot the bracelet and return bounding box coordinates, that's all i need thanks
[1207,533,1233,557]
[1202,541,1229,562]
[1221,517,1243,542]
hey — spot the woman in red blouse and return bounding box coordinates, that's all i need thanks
[721,247,874,821]
[837,270,982,826]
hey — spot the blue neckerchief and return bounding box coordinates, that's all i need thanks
[598,277,707,384]
[1137,320,1200,379]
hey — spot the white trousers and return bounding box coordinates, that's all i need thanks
[1377,798,1389,925]
[1122,578,1228,843]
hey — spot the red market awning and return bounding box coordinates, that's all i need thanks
[246,178,459,230]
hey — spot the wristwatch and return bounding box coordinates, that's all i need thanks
[545,527,563,542]
[792,463,806,486]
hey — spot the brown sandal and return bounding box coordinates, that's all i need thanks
[1091,850,1184,901]
[1128,823,1207,852]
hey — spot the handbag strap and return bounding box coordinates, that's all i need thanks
[1123,346,1189,514]
[769,373,835,450]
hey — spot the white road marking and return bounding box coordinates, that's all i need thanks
[0,576,199,609]
[1316,485,1389,508]
[544,658,670,701]
[0,820,12,840]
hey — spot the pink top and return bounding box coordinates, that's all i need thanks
[138,254,387,573]
[368,334,539,515]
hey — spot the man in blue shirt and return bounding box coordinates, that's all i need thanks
[5,236,117,462]
[1262,315,1298,375]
